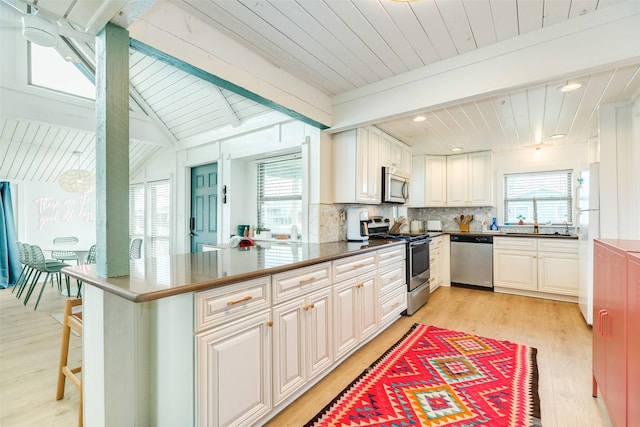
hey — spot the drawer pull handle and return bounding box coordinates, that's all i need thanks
[352,263,366,269]
[391,302,400,308]
[299,277,316,285]
[227,295,253,306]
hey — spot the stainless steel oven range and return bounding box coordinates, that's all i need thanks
[369,220,431,315]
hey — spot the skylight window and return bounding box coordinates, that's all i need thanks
[29,43,95,100]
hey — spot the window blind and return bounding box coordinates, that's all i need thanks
[129,179,171,258]
[148,180,170,257]
[503,170,573,225]
[129,183,145,239]
[257,156,302,236]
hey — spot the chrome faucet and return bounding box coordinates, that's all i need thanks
[564,221,569,235]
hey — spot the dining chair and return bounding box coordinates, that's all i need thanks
[56,298,83,427]
[74,244,97,298]
[12,242,30,294]
[22,245,69,310]
[129,238,143,259]
[15,243,39,299]
[52,236,80,264]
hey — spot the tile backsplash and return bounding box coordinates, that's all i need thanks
[409,206,497,233]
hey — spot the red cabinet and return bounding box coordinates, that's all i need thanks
[628,253,640,424]
[593,239,640,427]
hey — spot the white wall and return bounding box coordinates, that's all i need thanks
[136,117,328,253]
[13,181,96,249]
[599,102,633,239]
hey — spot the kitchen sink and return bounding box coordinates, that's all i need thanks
[505,232,577,239]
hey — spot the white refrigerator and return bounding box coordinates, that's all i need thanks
[577,163,600,325]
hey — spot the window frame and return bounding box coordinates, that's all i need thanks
[496,161,581,228]
[256,154,303,237]
[129,178,172,257]
[502,169,573,225]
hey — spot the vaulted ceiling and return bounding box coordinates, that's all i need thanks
[1,0,639,184]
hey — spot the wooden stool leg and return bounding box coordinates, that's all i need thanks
[78,376,83,427]
[57,303,72,400]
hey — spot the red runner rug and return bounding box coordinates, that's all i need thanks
[305,324,541,427]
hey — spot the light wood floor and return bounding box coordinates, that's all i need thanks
[0,284,612,427]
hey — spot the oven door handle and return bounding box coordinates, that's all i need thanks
[410,240,428,247]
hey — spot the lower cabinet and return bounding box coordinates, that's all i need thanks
[628,253,640,424]
[494,237,578,299]
[333,272,378,359]
[195,244,407,426]
[272,287,333,405]
[196,310,272,427]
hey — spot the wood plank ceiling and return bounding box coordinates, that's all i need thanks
[1,0,639,184]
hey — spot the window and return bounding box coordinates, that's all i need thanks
[503,170,573,225]
[129,180,171,257]
[29,43,95,99]
[257,156,302,236]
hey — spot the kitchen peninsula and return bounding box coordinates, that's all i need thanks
[63,239,406,426]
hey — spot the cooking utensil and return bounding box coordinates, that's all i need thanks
[465,215,473,224]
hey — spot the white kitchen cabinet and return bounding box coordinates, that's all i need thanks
[412,155,447,207]
[272,287,332,405]
[333,127,381,204]
[537,239,579,296]
[196,310,272,427]
[494,237,579,299]
[446,151,493,207]
[429,236,444,291]
[333,272,377,360]
[381,132,412,174]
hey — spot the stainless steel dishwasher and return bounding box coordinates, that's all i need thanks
[450,235,493,289]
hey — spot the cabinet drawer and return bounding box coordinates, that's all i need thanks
[379,263,405,296]
[197,276,271,331]
[494,237,537,250]
[538,238,578,253]
[333,252,377,282]
[272,262,331,304]
[377,245,405,269]
[379,286,406,326]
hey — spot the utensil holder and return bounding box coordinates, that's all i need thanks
[459,223,469,232]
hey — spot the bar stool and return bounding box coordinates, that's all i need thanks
[57,298,83,427]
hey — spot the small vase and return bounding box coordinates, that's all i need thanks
[490,217,499,231]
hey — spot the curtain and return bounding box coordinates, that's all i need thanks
[0,182,21,289]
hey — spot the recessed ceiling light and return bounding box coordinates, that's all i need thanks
[451,147,462,152]
[559,82,583,92]
[413,115,426,122]
[550,133,566,139]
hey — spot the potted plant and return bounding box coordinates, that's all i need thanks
[255,225,271,239]
[517,215,526,225]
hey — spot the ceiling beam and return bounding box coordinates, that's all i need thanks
[330,1,640,133]
[128,84,180,146]
[0,87,172,146]
[128,0,332,128]
[207,84,241,128]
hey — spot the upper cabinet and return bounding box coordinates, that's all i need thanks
[380,132,412,173]
[446,152,493,207]
[334,127,411,205]
[412,151,493,207]
[412,156,447,207]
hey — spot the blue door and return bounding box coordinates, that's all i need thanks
[190,163,218,252]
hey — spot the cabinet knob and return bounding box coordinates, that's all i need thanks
[267,321,273,327]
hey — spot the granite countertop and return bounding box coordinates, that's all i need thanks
[62,239,404,303]
[446,231,578,239]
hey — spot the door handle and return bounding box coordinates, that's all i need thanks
[189,217,196,237]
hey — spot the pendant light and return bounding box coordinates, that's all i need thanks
[58,151,95,193]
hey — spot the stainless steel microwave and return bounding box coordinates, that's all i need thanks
[382,166,410,204]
